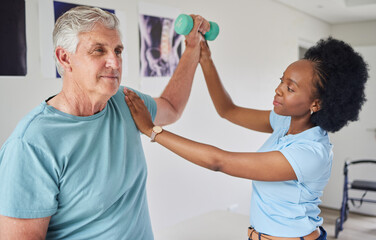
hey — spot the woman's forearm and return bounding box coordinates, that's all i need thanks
[200,58,235,118]
[200,57,273,133]
[152,129,225,171]
[151,129,296,181]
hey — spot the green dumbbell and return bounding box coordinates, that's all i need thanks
[174,14,219,41]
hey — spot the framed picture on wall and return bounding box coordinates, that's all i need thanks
[138,2,184,95]
[38,0,128,79]
[0,0,26,76]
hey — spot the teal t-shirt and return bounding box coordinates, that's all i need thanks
[250,110,333,237]
[0,86,156,239]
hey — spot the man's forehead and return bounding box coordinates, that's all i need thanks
[78,28,123,48]
[88,42,124,49]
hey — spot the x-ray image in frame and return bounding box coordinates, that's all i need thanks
[38,0,128,80]
[138,2,184,94]
[139,14,183,78]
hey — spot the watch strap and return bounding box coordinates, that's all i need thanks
[150,131,157,142]
[150,126,162,142]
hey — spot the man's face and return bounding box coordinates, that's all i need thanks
[69,23,124,99]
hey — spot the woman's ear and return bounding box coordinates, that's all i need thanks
[310,99,321,114]
[55,47,72,73]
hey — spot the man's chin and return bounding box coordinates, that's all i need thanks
[110,84,121,95]
[103,83,121,97]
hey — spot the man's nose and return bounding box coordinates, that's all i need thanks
[106,53,121,69]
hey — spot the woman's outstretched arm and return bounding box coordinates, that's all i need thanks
[125,89,296,181]
[199,41,273,133]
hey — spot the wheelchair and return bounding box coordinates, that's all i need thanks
[335,159,376,238]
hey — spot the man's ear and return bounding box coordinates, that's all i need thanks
[55,47,72,72]
[310,99,321,114]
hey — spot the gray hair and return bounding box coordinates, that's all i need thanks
[53,6,120,75]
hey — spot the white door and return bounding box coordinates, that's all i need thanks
[321,45,376,216]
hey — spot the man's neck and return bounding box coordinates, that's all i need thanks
[47,84,109,117]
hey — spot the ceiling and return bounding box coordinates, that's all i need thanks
[275,0,376,24]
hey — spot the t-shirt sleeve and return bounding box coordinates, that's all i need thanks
[279,142,331,184]
[121,86,157,122]
[0,138,59,218]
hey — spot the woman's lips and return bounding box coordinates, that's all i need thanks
[273,98,281,106]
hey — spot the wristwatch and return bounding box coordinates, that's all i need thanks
[150,126,163,142]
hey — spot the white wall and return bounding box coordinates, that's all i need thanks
[0,0,333,233]
[331,20,376,47]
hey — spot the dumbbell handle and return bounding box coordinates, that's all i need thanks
[174,14,219,41]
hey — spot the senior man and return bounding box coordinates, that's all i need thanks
[0,6,208,239]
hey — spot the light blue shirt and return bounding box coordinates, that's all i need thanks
[0,86,156,239]
[250,110,333,237]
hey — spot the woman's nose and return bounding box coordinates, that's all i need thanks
[275,85,282,96]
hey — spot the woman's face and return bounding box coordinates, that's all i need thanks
[273,59,318,117]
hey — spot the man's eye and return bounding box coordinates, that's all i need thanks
[287,86,294,92]
[115,50,122,56]
[95,48,104,53]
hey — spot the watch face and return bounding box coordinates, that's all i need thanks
[153,126,163,133]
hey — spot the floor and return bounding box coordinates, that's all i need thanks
[154,207,376,240]
[154,210,249,240]
[321,207,376,240]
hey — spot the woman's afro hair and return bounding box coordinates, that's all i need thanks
[304,37,369,133]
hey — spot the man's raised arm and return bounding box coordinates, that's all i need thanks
[153,15,210,126]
